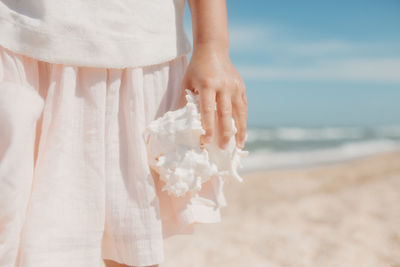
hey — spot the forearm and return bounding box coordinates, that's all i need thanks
[187,0,229,53]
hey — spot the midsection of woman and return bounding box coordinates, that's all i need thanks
[0,0,248,267]
[0,1,196,267]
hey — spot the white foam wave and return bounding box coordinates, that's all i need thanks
[246,125,400,143]
[240,139,400,172]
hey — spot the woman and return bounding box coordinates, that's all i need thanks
[0,0,248,266]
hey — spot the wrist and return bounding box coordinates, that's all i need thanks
[192,41,230,57]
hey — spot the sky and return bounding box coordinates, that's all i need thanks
[183,0,400,127]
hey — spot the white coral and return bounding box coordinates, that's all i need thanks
[144,89,249,198]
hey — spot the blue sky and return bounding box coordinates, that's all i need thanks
[184,1,400,127]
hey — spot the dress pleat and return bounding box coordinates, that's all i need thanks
[0,44,225,267]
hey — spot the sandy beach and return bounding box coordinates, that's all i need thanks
[162,151,400,267]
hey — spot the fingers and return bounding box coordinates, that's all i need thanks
[232,91,248,149]
[216,91,233,149]
[199,88,216,145]
[199,89,246,150]
[195,83,247,150]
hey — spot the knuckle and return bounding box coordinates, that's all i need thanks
[233,79,242,89]
[219,77,231,88]
[233,106,247,120]
[198,77,219,88]
[218,107,231,116]
[226,78,242,93]
[224,79,234,88]
[232,95,248,110]
[202,118,213,127]
[202,105,215,115]
[238,109,248,118]
[221,128,233,138]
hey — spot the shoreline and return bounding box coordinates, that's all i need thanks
[239,149,400,174]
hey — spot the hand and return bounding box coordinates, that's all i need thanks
[178,43,248,150]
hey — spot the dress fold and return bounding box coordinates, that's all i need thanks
[0,44,226,267]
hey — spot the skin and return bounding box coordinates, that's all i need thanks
[178,0,248,150]
[103,259,157,267]
[104,1,247,267]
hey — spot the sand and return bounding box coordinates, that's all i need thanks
[161,151,400,267]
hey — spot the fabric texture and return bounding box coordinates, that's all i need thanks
[0,0,191,68]
[0,44,225,267]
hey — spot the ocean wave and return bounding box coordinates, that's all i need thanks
[246,125,400,142]
[240,138,400,172]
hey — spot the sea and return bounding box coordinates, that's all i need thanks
[241,124,400,172]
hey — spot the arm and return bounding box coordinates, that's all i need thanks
[181,0,248,150]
